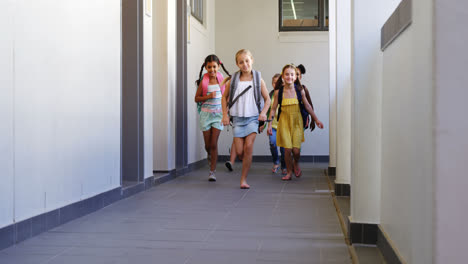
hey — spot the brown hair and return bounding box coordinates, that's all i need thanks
[275,64,303,91]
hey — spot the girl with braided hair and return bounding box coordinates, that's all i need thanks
[194,54,231,182]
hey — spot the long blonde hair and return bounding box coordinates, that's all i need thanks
[221,49,255,86]
[235,49,254,64]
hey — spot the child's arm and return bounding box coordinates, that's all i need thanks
[301,90,324,129]
[259,79,271,121]
[221,80,231,126]
[194,82,216,102]
[267,90,279,135]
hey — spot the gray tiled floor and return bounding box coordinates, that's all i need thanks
[0,162,352,264]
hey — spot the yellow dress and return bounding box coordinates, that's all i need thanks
[276,97,304,149]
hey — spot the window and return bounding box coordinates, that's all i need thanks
[191,0,203,24]
[279,0,329,31]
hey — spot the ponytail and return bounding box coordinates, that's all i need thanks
[195,63,205,86]
[220,62,231,78]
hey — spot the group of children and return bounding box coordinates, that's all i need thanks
[194,49,324,189]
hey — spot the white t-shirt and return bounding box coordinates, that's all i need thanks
[230,81,258,117]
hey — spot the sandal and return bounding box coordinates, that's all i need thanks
[294,169,302,178]
[281,175,292,181]
[281,169,287,175]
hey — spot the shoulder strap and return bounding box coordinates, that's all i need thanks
[202,72,225,96]
[229,71,240,106]
[277,86,284,121]
[228,85,252,109]
[201,73,209,96]
[252,69,263,114]
[216,72,225,95]
[295,84,303,101]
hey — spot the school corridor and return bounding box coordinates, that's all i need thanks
[1,0,467,263]
[0,162,372,264]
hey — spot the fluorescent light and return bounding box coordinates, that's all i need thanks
[290,0,297,19]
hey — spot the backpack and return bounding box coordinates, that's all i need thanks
[197,72,225,114]
[228,69,263,115]
[277,84,309,128]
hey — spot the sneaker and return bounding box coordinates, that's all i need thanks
[208,171,216,182]
[225,161,233,172]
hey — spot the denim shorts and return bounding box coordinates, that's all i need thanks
[232,116,259,138]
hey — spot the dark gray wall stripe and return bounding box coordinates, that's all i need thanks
[218,155,330,163]
[334,183,350,196]
[347,218,405,264]
[176,0,188,170]
[121,0,145,183]
[348,218,378,245]
[381,0,412,51]
[377,225,405,264]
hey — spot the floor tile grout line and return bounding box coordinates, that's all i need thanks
[41,246,73,264]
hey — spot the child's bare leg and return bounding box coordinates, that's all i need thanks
[209,128,221,172]
[283,148,293,180]
[233,137,245,161]
[202,130,212,154]
[225,140,236,172]
[239,133,256,188]
[230,141,237,163]
[292,147,301,177]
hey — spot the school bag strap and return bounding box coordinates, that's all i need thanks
[228,85,252,109]
[201,72,225,96]
[228,70,263,115]
[277,84,309,129]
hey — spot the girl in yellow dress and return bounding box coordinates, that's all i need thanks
[267,64,324,181]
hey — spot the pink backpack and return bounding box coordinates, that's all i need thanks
[197,72,225,113]
[201,71,225,96]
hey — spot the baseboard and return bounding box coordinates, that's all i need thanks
[377,225,406,264]
[0,187,121,251]
[218,155,329,163]
[347,217,378,245]
[0,159,210,251]
[347,217,406,264]
[328,166,336,176]
[334,182,350,197]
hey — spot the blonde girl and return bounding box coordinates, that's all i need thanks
[221,49,271,189]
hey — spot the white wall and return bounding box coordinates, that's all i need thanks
[0,0,121,227]
[335,0,351,185]
[153,0,177,171]
[434,0,468,262]
[187,0,216,164]
[144,1,153,178]
[215,0,329,157]
[350,0,400,223]
[380,0,433,262]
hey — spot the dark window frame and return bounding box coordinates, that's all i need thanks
[279,0,329,32]
[191,0,204,24]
